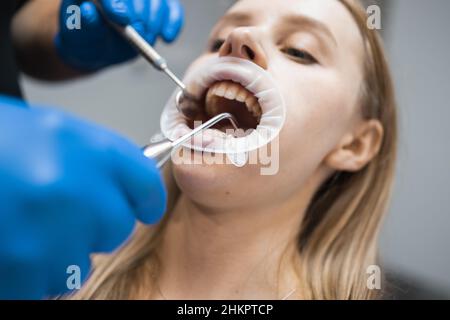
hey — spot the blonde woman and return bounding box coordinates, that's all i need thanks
[75,0,397,300]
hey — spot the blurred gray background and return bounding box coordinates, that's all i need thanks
[20,0,450,298]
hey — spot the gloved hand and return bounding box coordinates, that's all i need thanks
[0,95,167,299]
[55,0,184,71]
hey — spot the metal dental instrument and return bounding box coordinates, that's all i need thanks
[143,112,239,168]
[117,26,200,109]
[92,1,202,119]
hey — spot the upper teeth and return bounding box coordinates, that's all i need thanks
[205,81,262,121]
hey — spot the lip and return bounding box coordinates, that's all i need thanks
[160,56,286,155]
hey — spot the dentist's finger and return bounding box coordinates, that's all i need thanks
[161,0,184,43]
[112,138,167,225]
[99,0,134,26]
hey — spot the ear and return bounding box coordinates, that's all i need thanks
[325,120,384,172]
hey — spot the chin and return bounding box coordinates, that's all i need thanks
[171,148,260,207]
[172,150,236,193]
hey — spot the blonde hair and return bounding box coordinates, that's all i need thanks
[74,0,397,300]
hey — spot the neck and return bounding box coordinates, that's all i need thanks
[156,187,314,300]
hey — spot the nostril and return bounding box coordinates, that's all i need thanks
[242,45,255,60]
[224,43,232,56]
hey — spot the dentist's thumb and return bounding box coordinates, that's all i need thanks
[112,138,167,225]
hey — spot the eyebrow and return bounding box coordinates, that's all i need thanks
[220,12,253,26]
[218,11,338,47]
[282,14,338,47]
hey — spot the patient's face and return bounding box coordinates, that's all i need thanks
[172,0,365,210]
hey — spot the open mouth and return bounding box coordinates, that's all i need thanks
[188,80,263,133]
[160,56,286,155]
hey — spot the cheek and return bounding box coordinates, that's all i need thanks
[274,67,357,176]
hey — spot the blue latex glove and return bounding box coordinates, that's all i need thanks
[0,95,167,299]
[55,0,184,71]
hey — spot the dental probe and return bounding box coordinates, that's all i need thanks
[143,112,239,169]
[92,1,199,118]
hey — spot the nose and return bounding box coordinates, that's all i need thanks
[219,27,268,69]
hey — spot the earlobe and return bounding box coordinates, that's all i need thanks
[325,120,384,172]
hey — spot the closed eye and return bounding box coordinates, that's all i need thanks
[281,47,318,65]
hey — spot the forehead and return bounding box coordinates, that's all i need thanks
[225,0,363,55]
[228,0,352,26]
